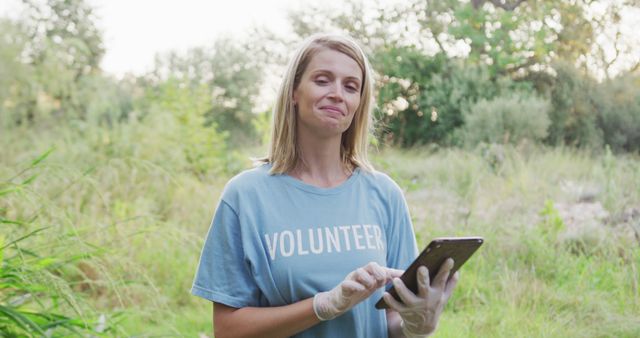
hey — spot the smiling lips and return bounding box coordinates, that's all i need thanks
[320,105,345,116]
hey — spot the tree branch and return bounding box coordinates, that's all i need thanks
[433,33,448,55]
[629,61,640,74]
[473,0,527,11]
[500,55,539,76]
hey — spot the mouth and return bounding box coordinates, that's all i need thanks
[320,105,345,116]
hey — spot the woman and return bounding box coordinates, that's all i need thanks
[191,33,459,338]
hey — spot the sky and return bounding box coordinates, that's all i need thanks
[0,0,305,76]
[91,0,305,76]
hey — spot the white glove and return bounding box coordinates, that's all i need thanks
[313,262,403,321]
[383,258,459,337]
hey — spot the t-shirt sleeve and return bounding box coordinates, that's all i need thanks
[191,199,261,308]
[385,182,419,271]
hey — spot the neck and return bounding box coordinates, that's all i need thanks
[290,131,352,188]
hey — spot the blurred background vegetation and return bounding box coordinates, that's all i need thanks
[1,0,639,336]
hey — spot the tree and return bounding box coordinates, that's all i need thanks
[0,19,33,127]
[280,0,640,147]
[578,0,640,80]
[146,37,264,144]
[22,0,104,79]
[529,61,603,148]
[2,0,107,124]
[594,75,640,152]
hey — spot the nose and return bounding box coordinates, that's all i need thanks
[327,81,345,102]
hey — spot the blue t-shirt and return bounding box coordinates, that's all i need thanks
[191,163,418,338]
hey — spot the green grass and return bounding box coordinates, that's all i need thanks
[375,145,640,337]
[2,122,639,336]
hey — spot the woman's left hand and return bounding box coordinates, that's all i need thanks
[382,258,459,337]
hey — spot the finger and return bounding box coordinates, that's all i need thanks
[341,280,366,297]
[444,271,460,300]
[382,292,407,312]
[365,262,387,287]
[433,258,454,290]
[392,278,417,305]
[355,268,376,289]
[384,268,404,282]
[417,266,430,298]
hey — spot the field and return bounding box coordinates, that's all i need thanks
[1,123,639,337]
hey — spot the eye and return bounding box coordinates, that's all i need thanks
[314,76,329,85]
[345,83,359,93]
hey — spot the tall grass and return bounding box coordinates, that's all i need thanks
[2,119,639,336]
[2,115,244,336]
[1,149,121,336]
[374,145,640,337]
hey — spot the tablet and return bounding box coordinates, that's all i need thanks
[375,236,484,309]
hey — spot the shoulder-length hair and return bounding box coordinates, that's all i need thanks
[259,33,376,175]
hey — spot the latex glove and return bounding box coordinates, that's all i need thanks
[313,262,403,321]
[383,258,459,337]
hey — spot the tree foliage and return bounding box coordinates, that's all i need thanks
[286,0,640,150]
[530,62,603,148]
[0,0,639,152]
[594,75,640,152]
[0,0,114,126]
[146,37,264,145]
[373,48,500,146]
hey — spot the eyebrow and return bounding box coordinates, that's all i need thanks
[310,69,362,84]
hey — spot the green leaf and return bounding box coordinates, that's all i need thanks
[0,227,50,251]
[20,174,39,186]
[0,305,47,335]
[0,218,26,226]
[25,311,86,331]
[30,147,55,167]
[0,282,24,289]
[36,257,59,269]
[0,187,18,197]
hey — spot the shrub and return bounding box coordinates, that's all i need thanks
[142,78,229,177]
[594,75,640,152]
[460,93,551,146]
[373,47,523,147]
[531,62,603,149]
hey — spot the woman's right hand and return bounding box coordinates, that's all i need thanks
[313,262,403,321]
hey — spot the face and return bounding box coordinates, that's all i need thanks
[293,49,363,139]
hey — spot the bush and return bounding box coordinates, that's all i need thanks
[142,78,229,177]
[594,75,640,152]
[532,62,603,149]
[147,37,265,146]
[373,47,522,147]
[460,93,551,146]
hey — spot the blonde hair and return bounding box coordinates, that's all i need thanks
[260,33,376,174]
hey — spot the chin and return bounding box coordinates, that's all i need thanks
[324,119,351,133]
